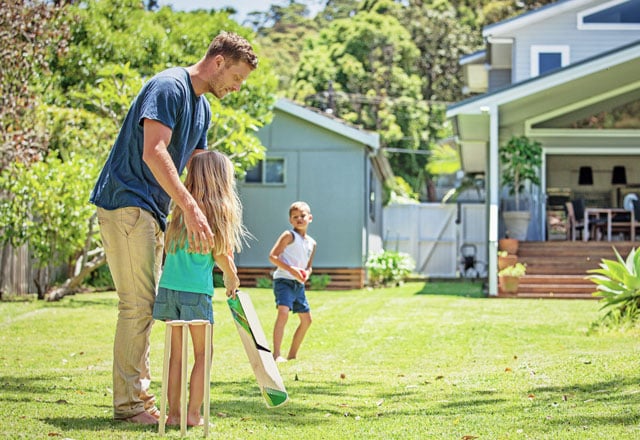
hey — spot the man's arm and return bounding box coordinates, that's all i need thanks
[141,119,214,253]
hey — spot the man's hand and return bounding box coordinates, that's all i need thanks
[183,203,215,254]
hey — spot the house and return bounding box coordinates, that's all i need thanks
[447,0,640,295]
[234,98,393,289]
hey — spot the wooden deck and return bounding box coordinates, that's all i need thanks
[502,241,636,299]
[219,267,366,290]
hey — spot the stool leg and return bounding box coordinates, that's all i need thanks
[180,322,189,437]
[203,322,212,437]
[158,323,172,435]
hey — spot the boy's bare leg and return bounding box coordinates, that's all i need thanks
[272,305,290,360]
[287,312,312,360]
[166,325,183,426]
[186,324,211,426]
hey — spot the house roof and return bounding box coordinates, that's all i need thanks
[447,39,640,121]
[483,0,594,37]
[460,49,486,65]
[275,98,380,150]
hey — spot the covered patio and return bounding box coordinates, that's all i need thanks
[447,41,640,296]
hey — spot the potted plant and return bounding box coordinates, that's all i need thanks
[498,262,526,295]
[498,250,518,270]
[498,236,519,255]
[499,135,542,240]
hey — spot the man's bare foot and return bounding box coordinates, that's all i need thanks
[121,411,158,425]
[147,406,161,420]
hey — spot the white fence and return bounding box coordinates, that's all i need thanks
[383,202,487,278]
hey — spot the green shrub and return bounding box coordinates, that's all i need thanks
[308,274,331,290]
[366,250,415,287]
[256,277,273,289]
[85,264,113,289]
[587,247,640,329]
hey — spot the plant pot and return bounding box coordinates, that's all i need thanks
[503,211,531,241]
[498,238,519,255]
[499,275,520,295]
[498,254,518,270]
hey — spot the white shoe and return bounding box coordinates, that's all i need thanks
[275,356,287,363]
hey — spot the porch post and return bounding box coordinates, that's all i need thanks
[487,104,499,296]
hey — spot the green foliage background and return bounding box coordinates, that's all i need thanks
[0,0,559,292]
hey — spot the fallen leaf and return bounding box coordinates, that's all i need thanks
[562,395,568,401]
[376,399,384,406]
[528,394,535,400]
[513,355,518,360]
[47,433,62,437]
[55,399,68,404]
[340,373,346,379]
[504,367,512,372]
[462,436,478,440]
[294,374,299,381]
[216,412,227,418]
[435,375,444,380]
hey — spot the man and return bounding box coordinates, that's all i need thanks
[90,31,258,425]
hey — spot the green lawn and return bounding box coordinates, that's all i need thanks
[1,282,639,439]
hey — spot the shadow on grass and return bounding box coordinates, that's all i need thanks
[43,416,159,433]
[413,280,487,298]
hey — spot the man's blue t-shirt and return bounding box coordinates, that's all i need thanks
[90,67,211,230]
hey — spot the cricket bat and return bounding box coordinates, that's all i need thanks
[228,291,289,408]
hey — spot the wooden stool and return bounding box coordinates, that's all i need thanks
[158,320,212,437]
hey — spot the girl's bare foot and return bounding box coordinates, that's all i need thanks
[166,415,180,426]
[187,415,204,427]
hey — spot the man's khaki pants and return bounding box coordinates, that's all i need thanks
[97,207,164,419]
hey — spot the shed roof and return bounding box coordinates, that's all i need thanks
[275,98,380,150]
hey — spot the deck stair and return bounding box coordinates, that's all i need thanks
[506,241,636,299]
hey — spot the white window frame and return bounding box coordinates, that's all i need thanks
[530,45,570,77]
[244,157,286,185]
[577,0,640,30]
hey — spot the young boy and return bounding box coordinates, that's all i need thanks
[268,201,317,362]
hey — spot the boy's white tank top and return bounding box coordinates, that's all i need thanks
[273,230,316,280]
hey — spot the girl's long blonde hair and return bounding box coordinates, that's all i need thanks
[165,150,248,255]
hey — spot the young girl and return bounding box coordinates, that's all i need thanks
[152,150,248,427]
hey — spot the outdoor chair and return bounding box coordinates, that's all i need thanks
[565,199,605,241]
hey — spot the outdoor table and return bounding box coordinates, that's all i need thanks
[583,207,634,241]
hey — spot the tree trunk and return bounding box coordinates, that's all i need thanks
[45,252,106,301]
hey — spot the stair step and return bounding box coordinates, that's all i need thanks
[498,240,634,299]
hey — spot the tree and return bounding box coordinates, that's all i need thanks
[1,1,279,298]
[0,0,70,171]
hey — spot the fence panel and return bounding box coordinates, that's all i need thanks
[383,203,487,278]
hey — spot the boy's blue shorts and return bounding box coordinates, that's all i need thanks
[273,278,310,313]
[152,287,214,324]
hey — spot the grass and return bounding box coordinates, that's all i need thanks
[1,281,639,439]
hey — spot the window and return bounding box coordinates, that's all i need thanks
[244,158,285,184]
[530,45,569,77]
[578,0,640,30]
